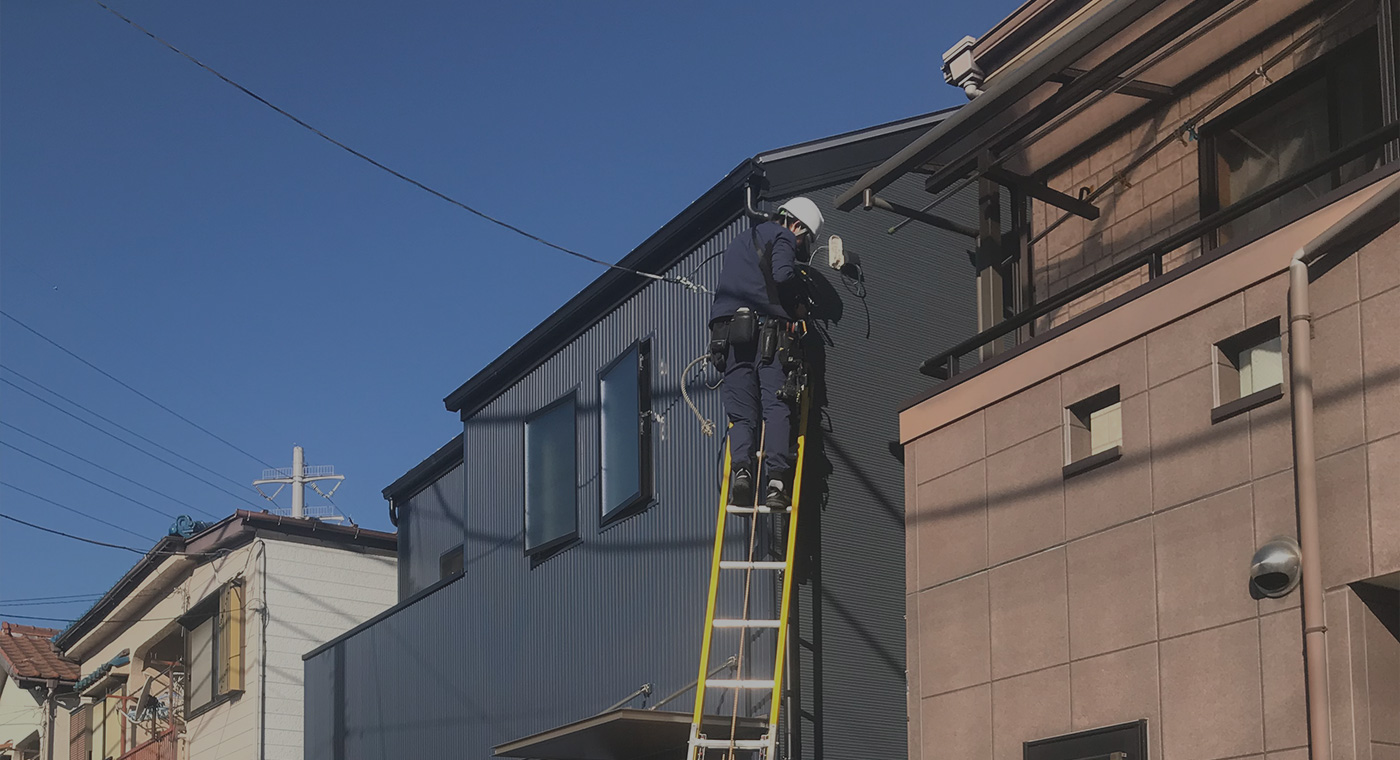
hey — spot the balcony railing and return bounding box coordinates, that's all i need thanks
[921,121,1399,381]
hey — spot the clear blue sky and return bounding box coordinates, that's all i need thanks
[0,0,1018,625]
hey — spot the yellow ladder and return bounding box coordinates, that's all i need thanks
[687,388,810,760]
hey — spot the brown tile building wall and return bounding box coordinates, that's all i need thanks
[1029,0,1381,328]
[906,220,1400,760]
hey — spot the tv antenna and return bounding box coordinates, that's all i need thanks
[253,445,347,521]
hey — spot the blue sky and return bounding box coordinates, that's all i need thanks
[0,0,1018,625]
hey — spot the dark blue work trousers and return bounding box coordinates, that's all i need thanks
[723,338,793,477]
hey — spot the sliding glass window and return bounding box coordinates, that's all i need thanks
[524,393,578,554]
[599,341,652,523]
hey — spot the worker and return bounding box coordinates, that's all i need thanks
[708,197,823,509]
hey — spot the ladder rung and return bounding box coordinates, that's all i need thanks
[726,505,790,514]
[718,561,786,571]
[705,679,775,689]
[713,618,781,629]
[694,739,769,750]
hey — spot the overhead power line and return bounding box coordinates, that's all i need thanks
[0,440,179,521]
[0,311,279,468]
[0,372,262,509]
[0,481,153,542]
[87,1,711,295]
[2,421,216,519]
[0,513,146,554]
[0,593,104,604]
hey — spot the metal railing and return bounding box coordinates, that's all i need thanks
[921,121,1398,381]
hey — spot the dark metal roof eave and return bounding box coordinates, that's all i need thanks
[833,0,1154,211]
[382,432,464,501]
[442,159,761,417]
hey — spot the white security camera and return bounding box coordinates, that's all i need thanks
[828,235,858,271]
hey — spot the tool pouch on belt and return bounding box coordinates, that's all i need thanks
[709,309,758,371]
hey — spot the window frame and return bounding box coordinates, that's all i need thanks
[1199,30,1385,249]
[597,340,654,526]
[1063,386,1123,478]
[1023,719,1149,760]
[179,581,245,720]
[522,390,580,556]
[439,544,464,579]
[1212,319,1285,423]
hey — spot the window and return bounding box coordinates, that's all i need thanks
[1064,386,1122,477]
[1024,719,1148,760]
[439,545,464,579]
[1202,32,1384,247]
[525,393,578,554]
[599,341,652,523]
[180,581,244,716]
[1213,320,1284,421]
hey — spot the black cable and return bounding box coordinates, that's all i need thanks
[0,593,104,604]
[0,311,280,470]
[0,441,179,521]
[86,1,711,295]
[0,481,153,541]
[0,513,145,554]
[0,373,263,509]
[1,421,217,519]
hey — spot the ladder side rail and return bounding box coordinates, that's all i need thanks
[767,391,810,736]
[692,440,736,728]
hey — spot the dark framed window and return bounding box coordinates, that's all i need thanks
[439,544,464,579]
[1024,719,1148,760]
[524,392,578,554]
[179,581,245,718]
[599,341,653,524]
[1201,31,1384,247]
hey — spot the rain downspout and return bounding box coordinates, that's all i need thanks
[248,540,270,760]
[1288,175,1400,760]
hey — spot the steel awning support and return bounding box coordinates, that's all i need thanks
[834,0,1158,211]
[1046,67,1175,100]
[982,165,1100,220]
[866,195,980,237]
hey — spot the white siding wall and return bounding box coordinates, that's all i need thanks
[261,539,396,760]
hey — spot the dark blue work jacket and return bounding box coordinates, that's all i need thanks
[709,221,799,324]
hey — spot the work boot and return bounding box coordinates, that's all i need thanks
[729,467,754,506]
[764,479,790,511]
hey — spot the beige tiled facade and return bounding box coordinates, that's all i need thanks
[902,2,1400,754]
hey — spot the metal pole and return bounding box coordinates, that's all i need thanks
[291,445,304,518]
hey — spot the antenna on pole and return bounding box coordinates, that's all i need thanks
[253,445,348,522]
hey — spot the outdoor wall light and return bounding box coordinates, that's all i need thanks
[1249,536,1302,598]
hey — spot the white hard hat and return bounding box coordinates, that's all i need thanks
[777,197,823,239]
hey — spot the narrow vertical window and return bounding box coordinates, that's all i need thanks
[1213,320,1284,421]
[1064,386,1123,477]
[599,341,652,523]
[525,394,578,554]
[439,545,464,579]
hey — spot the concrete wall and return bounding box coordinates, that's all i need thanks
[903,202,1399,760]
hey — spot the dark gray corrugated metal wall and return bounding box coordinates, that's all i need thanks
[305,169,981,760]
[398,463,465,598]
[779,172,978,760]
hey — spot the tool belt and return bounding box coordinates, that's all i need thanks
[709,309,804,377]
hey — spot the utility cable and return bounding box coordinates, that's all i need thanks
[0,311,279,469]
[0,513,145,555]
[0,481,153,542]
[1,421,217,519]
[0,598,103,608]
[0,374,263,509]
[0,440,181,521]
[87,1,712,295]
[678,355,717,436]
[0,593,104,604]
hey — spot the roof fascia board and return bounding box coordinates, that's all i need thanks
[834,0,1157,211]
[754,108,958,163]
[443,160,759,417]
[53,533,195,651]
[382,433,464,501]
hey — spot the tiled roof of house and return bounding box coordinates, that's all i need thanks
[0,622,80,684]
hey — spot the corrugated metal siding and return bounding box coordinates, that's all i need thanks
[305,172,981,760]
[784,173,978,760]
[398,463,465,598]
